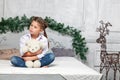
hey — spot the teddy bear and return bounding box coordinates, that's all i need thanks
[22,39,44,68]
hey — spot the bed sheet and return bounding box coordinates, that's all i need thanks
[0,57,102,80]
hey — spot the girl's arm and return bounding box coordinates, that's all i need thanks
[22,49,43,57]
[22,49,43,61]
[37,38,48,59]
[22,56,38,61]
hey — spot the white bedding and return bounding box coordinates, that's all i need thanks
[0,57,102,80]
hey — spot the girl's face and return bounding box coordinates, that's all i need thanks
[29,21,43,36]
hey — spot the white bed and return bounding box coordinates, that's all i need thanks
[0,57,102,80]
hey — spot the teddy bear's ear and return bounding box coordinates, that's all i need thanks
[25,43,28,46]
[26,40,31,46]
[22,46,28,53]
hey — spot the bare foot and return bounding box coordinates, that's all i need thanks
[41,66,48,68]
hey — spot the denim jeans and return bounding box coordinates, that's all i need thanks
[10,53,55,67]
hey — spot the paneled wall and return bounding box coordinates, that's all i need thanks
[0,0,4,18]
[0,0,120,76]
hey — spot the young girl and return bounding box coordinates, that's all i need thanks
[10,16,55,68]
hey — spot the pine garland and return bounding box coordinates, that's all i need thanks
[0,15,88,60]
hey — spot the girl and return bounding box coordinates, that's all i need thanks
[10,16,55,68]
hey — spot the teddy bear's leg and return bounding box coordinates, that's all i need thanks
[33,60,41,68]
[25,61,34,68]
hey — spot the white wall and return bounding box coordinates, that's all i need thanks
[3,0,84,29]
[0,0,4,18]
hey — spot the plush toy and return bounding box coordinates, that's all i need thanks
[22,39,44,53]
[22,39,44,68]
[25,60,41,68]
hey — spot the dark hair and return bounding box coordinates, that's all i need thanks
[31,16,48,38]
[31,16,49,47]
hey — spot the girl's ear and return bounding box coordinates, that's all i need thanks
[39,27,43,33]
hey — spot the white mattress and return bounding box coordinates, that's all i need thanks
[0,57,102,80]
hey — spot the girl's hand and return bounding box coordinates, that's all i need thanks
[22,51,33,57]
[22,56,38,61]
[22,57,31,61]
[34,49,43,55]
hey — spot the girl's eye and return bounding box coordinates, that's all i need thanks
[34,26,37,29]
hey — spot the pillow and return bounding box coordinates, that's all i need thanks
[51,48,75,57]
[0,48,20,60]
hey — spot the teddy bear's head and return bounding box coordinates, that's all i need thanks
[22,39,43,53]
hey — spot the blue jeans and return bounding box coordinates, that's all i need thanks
[10,53,55,67]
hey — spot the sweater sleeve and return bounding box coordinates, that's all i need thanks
[19,35,27,56]
[37,37,48,59]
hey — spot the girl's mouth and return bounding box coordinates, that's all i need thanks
[30,30,33,33]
